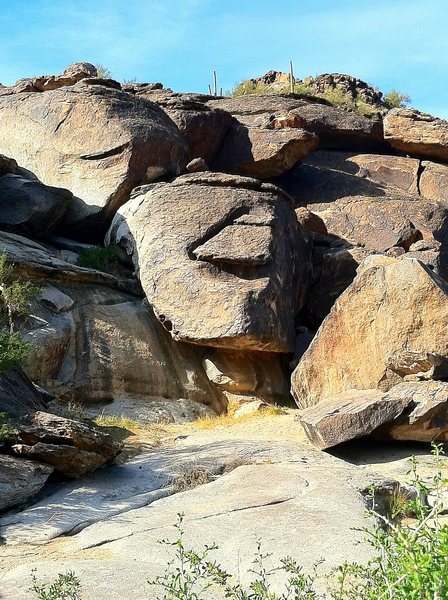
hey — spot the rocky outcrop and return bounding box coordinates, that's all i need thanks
[108,173,311,352]
[374,381,448,442]
[0,455,53,512]
[420,161,448,203]
[291,257,448,407]
[0,79,189,238]
[12,411,122,478]
[2,62,99,95]
[0,172,72,237]
[309,73,383,106]
[384,108,448,162]
[209,95,387,151]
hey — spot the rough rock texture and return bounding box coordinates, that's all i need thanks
[420,160,448,203]
[300,389,409,449]
[292,257,448,407]
[310,73,383,106]
[213,123,318,178]
[384,108,448,162]
[5,62,98,94]
[12,411,122,478]
[0,81,189,238]
[0,154,18,176]
[375,381,448,442]
[210,95,387,151]
[149,93,233,165]
[202,348,290,404]
[0,455,53,512]
[0,173,72,237]
[23,282,225,412]
[108,173,311,352]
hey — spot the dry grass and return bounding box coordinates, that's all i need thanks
[192,402,287,430]
[92,413,175,449]
[168,465,215,493]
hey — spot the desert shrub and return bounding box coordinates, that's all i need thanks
[77,246,118,271]
[31,569,81,600]
[382,90,411,109]
[0,330,30,373]
[95,64,112,79]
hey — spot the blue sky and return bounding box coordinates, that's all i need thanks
[0,0,447,117]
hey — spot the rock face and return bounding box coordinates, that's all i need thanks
[210,95,387,151]
[375,381,448,442]
[213,123,318,178]
[108,173,311,352]
[12,411,122,478]
[384,108,448,162]
[292,257,448,407]
[0,81,189,238]
[299,389,409,449]
[0,172,72,237]
[310,73,383,106]
[0,455,53,512]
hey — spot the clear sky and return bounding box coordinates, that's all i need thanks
[0,0,447,117]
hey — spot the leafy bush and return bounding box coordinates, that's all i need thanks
[0,330,30,373]
[31,570,81,600]
[77,246,119,271]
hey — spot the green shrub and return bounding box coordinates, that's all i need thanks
[77,246,119,271]
[0,411,18,447]
[31,569,81,600]
[0,330,30,373]
[382,90,411,109]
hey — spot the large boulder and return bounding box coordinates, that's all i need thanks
[291,257,448,407]
[420,160,448,203]
[0,455,52,512]
[384,108,448,163]
[0,81,189,238]
[108,173,311,352]
[0,173,72,237]
[212,124,318,178]
[0,368,46,417]
[2,62,99,95]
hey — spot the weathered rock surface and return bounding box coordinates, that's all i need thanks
[384,108,448,162]
[150,93,233,165]
[12,411,122,478]
[0,436,378,599]
[1,62,98,95]
[213,123,318,178]
[300,389,409,449]
[0,81,189,237]
[310,73,383,106]
[109,173,311,352]
[0,173,72,237]
[375,381,448,442]
[210,95,387,151]
[420,160,448,203]
[0,455,53,512]
[202,348,290,404]
[292,257,448,407]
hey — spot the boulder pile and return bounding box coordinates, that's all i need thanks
[1,64,448,509]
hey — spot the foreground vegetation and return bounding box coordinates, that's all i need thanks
[30,445,448,599]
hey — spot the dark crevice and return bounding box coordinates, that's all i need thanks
[80,142,130,161]
[416,159,425,196]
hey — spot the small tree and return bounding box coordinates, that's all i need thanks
[382,90,411,109]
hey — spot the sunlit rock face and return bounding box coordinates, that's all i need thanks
[108,173,311,352]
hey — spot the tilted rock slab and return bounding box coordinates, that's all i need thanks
[13,411,122,478]
[0,81,189,237]
[108,173,311,352]
[299,389,410,449]
[292,257,448,407]
[384,108,448,163]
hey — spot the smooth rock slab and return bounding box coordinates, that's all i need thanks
[0,446,377,599]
